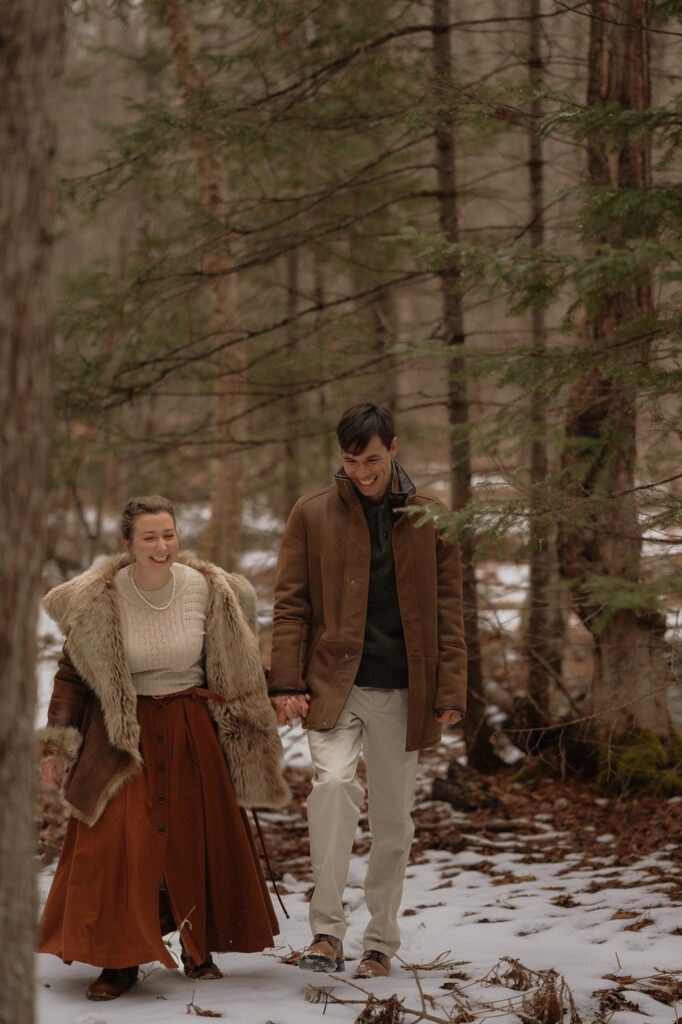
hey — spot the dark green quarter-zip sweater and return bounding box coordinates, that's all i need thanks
[353,482,409,690]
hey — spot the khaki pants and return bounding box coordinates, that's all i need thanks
[306,685,419,957]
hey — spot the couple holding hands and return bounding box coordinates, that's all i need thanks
[39,403,466,1000]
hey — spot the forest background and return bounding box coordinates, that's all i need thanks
[2,1,681,1022]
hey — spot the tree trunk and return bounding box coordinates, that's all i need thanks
[350,231,400,409]
[162,0,245,571]
[371,287,399,412]
[0,2,63,1020]
[313,250,336,473]
[522,0,562,724]
[283,248,302,518]
[432,0,500,771]
[557,0,669,743]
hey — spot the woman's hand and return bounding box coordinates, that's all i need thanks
[41,757,65,789]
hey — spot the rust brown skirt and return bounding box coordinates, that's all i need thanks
[39,688,279,969]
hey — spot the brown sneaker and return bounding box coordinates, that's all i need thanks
[86,966,139,1000]
[298,933,345,973]
[354,950,391,978]
[181,951,223,979]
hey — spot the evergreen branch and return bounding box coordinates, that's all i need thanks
[553,0,682,38]
[612,472,682,498]
[234,8,604,115]
[60,154,142,184]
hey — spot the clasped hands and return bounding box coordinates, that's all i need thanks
[270,693,311,727]
[270,695,462,728]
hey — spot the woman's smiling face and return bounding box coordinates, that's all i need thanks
[125,512,179,570]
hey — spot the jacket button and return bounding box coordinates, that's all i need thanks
[158,795,166,804]
[158,827,166,835]
[157,734,164,742]
[158,763,165,772]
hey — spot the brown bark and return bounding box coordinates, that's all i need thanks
[350,230,400,409]
[313,250,336,472]
[162,0,245,571]
[371,287,399,411]
[283,248,302,517]
[0,1,63,1020]
[522,0,563,723]
[432,0,500,771]
[557,1,669,742]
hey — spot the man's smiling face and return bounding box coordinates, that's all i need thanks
[342,433,398,505]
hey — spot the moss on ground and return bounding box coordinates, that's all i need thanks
[596,726,682,796]
[510,722,682,796]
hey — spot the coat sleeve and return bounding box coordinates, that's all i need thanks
[37,647,89,766]
[268,500,311,696]
[435,531,468,713]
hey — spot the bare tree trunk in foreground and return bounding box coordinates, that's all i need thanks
[0,2,63,1020]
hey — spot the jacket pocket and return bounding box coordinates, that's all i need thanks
[306,637,338,683]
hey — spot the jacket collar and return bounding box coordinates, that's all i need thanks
[334,460,416,509]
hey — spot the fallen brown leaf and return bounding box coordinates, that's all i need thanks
[186,998,222,1017]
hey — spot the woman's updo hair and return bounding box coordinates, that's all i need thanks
[120,495,177,541]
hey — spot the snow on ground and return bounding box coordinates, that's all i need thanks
[34,550,681,1022]
[36,733,682,1024]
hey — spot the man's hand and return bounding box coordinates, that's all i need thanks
[41,757,65,789]
[270,693,311,727]
[437,709,463,725]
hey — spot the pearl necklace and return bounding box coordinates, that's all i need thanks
[130,565,176,611]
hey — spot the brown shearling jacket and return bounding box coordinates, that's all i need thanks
[268,462,467,751]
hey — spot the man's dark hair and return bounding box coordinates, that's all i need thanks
[336,403,396,454]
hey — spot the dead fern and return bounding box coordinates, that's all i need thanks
[398,951,468,973]
[483,957,583,1024]
[482,956,537,991]
[593,989,642,1018]
[354,994,406,1024]
[519,971,564,1024]
[638,972,682,1005]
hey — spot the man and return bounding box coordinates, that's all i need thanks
[269,403,466,979]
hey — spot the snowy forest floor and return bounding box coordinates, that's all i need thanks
[35,731,682,1024]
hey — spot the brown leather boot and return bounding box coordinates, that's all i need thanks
[181,950,223,979]
[86,966,139,1000]
[298,933,345,973]
[354,950,391,978]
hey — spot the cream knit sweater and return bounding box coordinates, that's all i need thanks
[115,562,209,695]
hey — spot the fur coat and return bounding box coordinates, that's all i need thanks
[39,552,290,825]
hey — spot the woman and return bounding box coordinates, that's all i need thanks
[39,495,289,1001]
